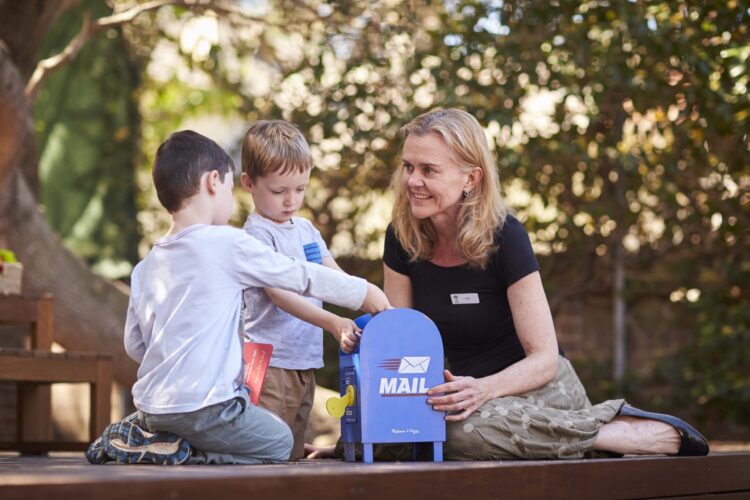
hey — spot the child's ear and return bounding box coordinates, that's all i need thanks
[206,170,221,195]
[240,172,254,192]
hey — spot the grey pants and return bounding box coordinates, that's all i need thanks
[139,390,293,464]
[444,356,624,460]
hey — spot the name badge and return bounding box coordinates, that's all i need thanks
[450,293,479,305]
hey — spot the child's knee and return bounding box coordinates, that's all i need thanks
[270,422,294,462]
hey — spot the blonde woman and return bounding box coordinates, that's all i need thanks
[382,108,708,460]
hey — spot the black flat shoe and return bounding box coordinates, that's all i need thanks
[617,405,709,456]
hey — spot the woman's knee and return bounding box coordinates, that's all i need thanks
[444,420,486,460]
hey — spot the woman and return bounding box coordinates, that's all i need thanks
[380,108,708,460]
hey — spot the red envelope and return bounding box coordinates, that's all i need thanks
[242,342,273,405]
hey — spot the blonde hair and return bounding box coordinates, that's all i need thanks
[391,108,507,269]
[241,120,313,179]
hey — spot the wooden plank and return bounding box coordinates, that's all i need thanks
[0,294,53,333]
[31,295,53,350]
[0,441,88,452]
[0,348,109,359]
[89,358,113,439]
[0,454,747,500]
[0,294,54,448]
[0,356,103,383]
[17,383,52,445]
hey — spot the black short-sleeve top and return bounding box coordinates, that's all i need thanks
[383,215,540,378]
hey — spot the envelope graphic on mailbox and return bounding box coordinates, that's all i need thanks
[398,356,431,374]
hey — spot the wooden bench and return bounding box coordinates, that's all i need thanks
[0,294,113,453]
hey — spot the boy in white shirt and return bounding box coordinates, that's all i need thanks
[240,121,364,460]
[95,130,389,465]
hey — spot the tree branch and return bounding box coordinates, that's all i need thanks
[24,0,265,101]
[25,11,92,101]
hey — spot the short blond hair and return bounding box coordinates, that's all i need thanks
[391,108,507,268]
[241,120,313,179]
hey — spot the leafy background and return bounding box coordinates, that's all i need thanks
[32,0,750,436]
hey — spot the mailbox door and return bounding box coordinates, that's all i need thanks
[340,353,362,444]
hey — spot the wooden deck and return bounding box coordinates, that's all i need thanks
[0,452,748,499]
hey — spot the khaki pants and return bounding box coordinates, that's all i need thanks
[444,356,624,460]
[334,356,624,461]
[258,366,315,461]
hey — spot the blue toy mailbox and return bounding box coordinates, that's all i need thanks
[326,308,445,463]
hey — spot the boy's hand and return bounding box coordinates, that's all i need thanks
[360,282,391,314]
[331,317,362,354]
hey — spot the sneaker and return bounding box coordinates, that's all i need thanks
[86,412,141,465]
[102,420,191,465]
[85,435,109,464]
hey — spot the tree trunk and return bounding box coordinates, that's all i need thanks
[0,1,136,387]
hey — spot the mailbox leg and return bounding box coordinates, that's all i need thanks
[363,443,373,464]
[344,442,356,463]
[433,442,443,462]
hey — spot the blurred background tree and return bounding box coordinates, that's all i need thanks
[2,0,747,435]
[35,0,141,279]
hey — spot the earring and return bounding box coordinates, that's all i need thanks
[463,190,469,198]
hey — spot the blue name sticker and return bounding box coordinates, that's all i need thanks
[303,242,322,264]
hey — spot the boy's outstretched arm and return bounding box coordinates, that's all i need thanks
[265,288,362,353]
[320,254,390,314]
[360,282,390,314]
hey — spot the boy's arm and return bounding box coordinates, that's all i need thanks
[234,232,388,313]
[321,255,344,273]
[265,288,360,352]
[123,295,146,363]
[319,254,391,317]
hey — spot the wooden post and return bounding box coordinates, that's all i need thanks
[0,294,55,449]
[89,357,113,441]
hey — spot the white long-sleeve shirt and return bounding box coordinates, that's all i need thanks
[124,224,367,414]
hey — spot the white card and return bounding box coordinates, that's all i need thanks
[450,293,480,305]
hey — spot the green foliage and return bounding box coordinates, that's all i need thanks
[34,0,141,279]
[0,249,17,263]
[661,270,750,427]
[123,0,748,423]
[35,0,747,424]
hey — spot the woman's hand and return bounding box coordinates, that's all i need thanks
[426,370,491,422]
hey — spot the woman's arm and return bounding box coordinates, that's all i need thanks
[383,263,413,308]
[426,271,559,421]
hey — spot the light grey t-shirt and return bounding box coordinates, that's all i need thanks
[243,213,333,369]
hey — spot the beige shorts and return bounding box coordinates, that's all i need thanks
[257,366,316,461]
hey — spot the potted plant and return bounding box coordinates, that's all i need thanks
[0,249,22,295]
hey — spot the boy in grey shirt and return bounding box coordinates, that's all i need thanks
[240,121,363,460]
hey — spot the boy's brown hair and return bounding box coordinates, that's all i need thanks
[241,120,313,180]
[153,130,234,213]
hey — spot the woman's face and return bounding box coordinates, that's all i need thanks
[401,132,474,222]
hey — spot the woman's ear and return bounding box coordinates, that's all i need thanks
[465,166,483,192]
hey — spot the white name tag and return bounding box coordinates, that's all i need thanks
[450,293,479,305]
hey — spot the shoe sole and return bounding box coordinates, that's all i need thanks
[102,421,191,465]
